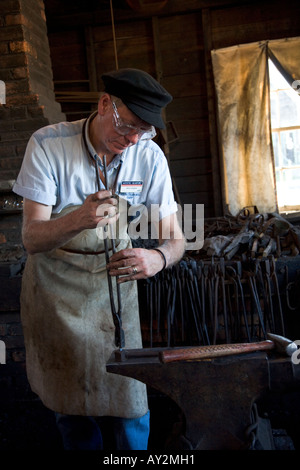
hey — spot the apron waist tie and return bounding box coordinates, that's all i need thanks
[60,247,111,255]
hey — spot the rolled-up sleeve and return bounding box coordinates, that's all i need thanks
[13,134,57,206]
[145,150,178,221]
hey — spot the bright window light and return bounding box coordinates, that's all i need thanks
[269,59,300,213]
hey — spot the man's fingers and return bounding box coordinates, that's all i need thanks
[114,265,140,284]
[106,250,138,278]
[96,211,120,227]
[116,273,139,284]
[92,190,112,201]
[107,256,136,271]
[96,202,119,218]
[107,249,136,264]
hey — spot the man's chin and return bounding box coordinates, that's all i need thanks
[112,142,132,153]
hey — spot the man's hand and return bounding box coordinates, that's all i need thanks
[22,190,119,254]
[107,248,165,283]
[107,212,186,283]
[74,190,119,230]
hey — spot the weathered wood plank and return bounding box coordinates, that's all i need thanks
[49,43,87,67]
[85,27,98,92]
[167,118,209,141]
[163,72,206,99]
[167,96,208,121]
[48,29,85,47]
[178,191,214,213]
[46,0,237,32]
[169,157,212,177]
[93,19,152,42]
[93,37,155,78]
[169,139,211,161]
[202,8,223,216]
[211,3,300,49]
[175,174,212,194]
[157,14,205,76]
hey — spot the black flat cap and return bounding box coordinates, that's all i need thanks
[101,68,172,129]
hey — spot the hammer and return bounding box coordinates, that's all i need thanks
[159,333,298,364]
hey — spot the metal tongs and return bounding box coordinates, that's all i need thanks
[96,155,125,349]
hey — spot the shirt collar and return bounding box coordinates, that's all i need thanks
[84,111,126,171]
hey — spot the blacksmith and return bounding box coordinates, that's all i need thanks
[13,68,185,450]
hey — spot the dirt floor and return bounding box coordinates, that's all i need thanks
[0,399,62,450]
[0,391,181,452]
[0,390,299,453]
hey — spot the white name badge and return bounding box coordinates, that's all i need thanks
[120,181,143,194]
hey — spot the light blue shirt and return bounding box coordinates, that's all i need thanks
[13,114,177,221]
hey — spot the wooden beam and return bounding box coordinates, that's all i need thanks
[152,15,181,205]
[45,0,258,32]
[84,26,98,92]
[55,91,100,102]
[202,8,224,216]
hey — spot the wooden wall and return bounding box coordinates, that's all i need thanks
[45,0,300,218]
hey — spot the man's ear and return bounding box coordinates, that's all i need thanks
[98,93,110,117]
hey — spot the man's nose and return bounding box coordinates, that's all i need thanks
[125,132,140,145]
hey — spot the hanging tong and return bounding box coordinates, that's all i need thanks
[96,155,125,349]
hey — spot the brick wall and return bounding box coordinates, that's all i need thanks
[0,0,65,402]
[0,256,29,401]
[0,0,65,181]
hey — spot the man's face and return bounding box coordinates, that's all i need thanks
[98,95,155,155]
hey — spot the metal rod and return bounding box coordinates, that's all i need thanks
[98,156,124,348]
[110,0,119,70]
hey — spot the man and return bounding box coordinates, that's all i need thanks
[13,68,185,450]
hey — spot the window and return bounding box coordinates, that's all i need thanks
[269,59,300,213]
[211,38,300,216]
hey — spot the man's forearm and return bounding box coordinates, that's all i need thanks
[22,210,85,255]
[22,191,118,255]
[156,236,186,270]
[156,212,186,269]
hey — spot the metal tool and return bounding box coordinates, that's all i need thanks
[158,332,298,364]
[266,332,298,356]
[96,156,125,349]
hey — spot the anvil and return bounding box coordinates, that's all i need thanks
[106,347,300,450]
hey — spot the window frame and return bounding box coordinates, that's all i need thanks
[269,59,300,215]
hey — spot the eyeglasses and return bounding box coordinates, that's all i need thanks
[111,101,156,141]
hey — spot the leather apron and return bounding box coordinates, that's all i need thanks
[20,205,148,418]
